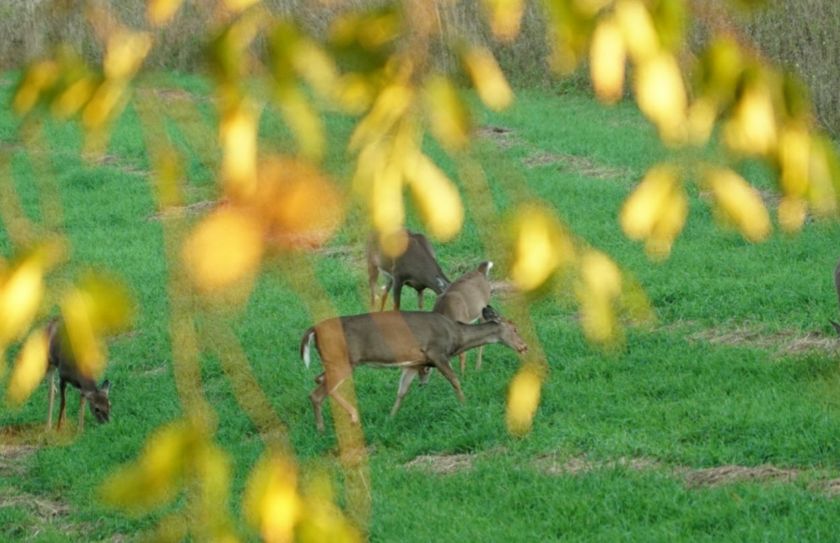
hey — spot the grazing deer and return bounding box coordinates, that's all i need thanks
[367,230,451,311]
[299,310,528,431]
[433,261,495,373]
[832,260,840,335]
[45,319,112,431]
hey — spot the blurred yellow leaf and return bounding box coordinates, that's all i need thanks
[506,365,541,435]
[182,207,264,293]
[104,31,152,81]
[349,83,413,151]
[706,168,771,242]
[60,290,107,380]
[423,75,471,150]
[634,52,687,143]
[220,99,260,200]
[404,153,464,241]
[577,250,622,344]
[223,0,261,12]
[620,164,686,258]
[274,85,324,161]
[6,327,49,407]
[778,124,810,198]
[723,81,778,156]
[255,157,345,250]
[13,59,60,115]
[51,76,97,119]
[0,256,44,346]
[298,472,363,543]
[510,206,573,291]
[615,0,658,61]
[590,17,626,104]
[244,454,301,543]
[100,421,199,512]
[777,196,807,232]
[482,0,525,41]
[686,97,717,145]
[463,46,513,111]
[82,79,128,130]
[371,160,405,244]
[147,0,184,26]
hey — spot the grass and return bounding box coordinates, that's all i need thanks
[2,70,840,541]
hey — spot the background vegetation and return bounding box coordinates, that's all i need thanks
[1,0,839,136]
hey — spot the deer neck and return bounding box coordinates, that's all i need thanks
[452,321,501,356]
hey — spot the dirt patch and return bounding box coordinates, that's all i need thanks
[680,464,799,488]
[404,453,475,474]
[148,199,217,221]
[534,455,663,476]
[92,154,148,176]
[476,125,518,149]
[523,151,629,180]
[688,325,840,356]
[0,490,71,521]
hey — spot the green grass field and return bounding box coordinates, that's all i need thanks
[2,70,840,541]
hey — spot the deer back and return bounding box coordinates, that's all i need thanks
[433,262,492,322]
[368,230,450,293]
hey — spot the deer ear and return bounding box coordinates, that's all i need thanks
[99,380,111,396]
[482,305,501,323]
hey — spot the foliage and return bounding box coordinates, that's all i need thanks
[1,0,839,540]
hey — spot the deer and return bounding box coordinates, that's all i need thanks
[832,259,840,335]
[299,310,528,431]
[433,261,495,374]
[45,318,112,432]
[366,229,451,311]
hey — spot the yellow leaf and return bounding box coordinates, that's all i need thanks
[13,60,60,115]
[634,52,687,143]
[275,85,324,161]
[615,0,659,61]
[404,153,464,241]
[577,250,623,344]
[0,257,44,346]
[506,365,541,436]
[590,17,626,104]
[182,207,264,293]
[510,207,573,292]
[686,97,718,145]
[51,76,97,119]
[371,161,405,242]
[723,81,778,156]
[60,290,107,380]
[349,83,413,151]
[647,184,687,259]
[463,46,513,111]
[220,99,261,200]
[778,124,810,198]
[104,31,152,81]
[620,164,680,241]
[808,135,840,217]
[482,0,525,42]
[82,79,128,130]
[244,454,301,543]
[6,328,49,407]
[706,168,771,242]
[223,0,261,12]
[423,75,471,150]
[147,0,184,25]
[778,196,807,233]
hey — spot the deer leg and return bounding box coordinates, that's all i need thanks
[368,263,380,310]
[310,373,328,432]
[432,357,465,404]
[391,368,419,417]
[392,278,404,310]
[418,366,431,385]
[475,346,484,371]
[459,352,467,375]
[78,395,86,432]
[416,288,425,310]
[46,370,55,431]
[379,276,394,311]
[326,377,359,425]
[57,380,68,430]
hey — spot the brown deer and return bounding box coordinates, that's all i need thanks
[367,230,451,311]
[433,261,495,373]
[832,260,840,335]
[45,319,112,431]
[299,310,527,431]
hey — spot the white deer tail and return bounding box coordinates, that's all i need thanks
[300,327,316,369]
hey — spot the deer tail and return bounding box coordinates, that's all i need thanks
[300,327,316,368]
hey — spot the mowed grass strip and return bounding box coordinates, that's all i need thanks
[2,73,840,541]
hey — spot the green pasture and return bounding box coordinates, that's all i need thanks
[2,71,840,541]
